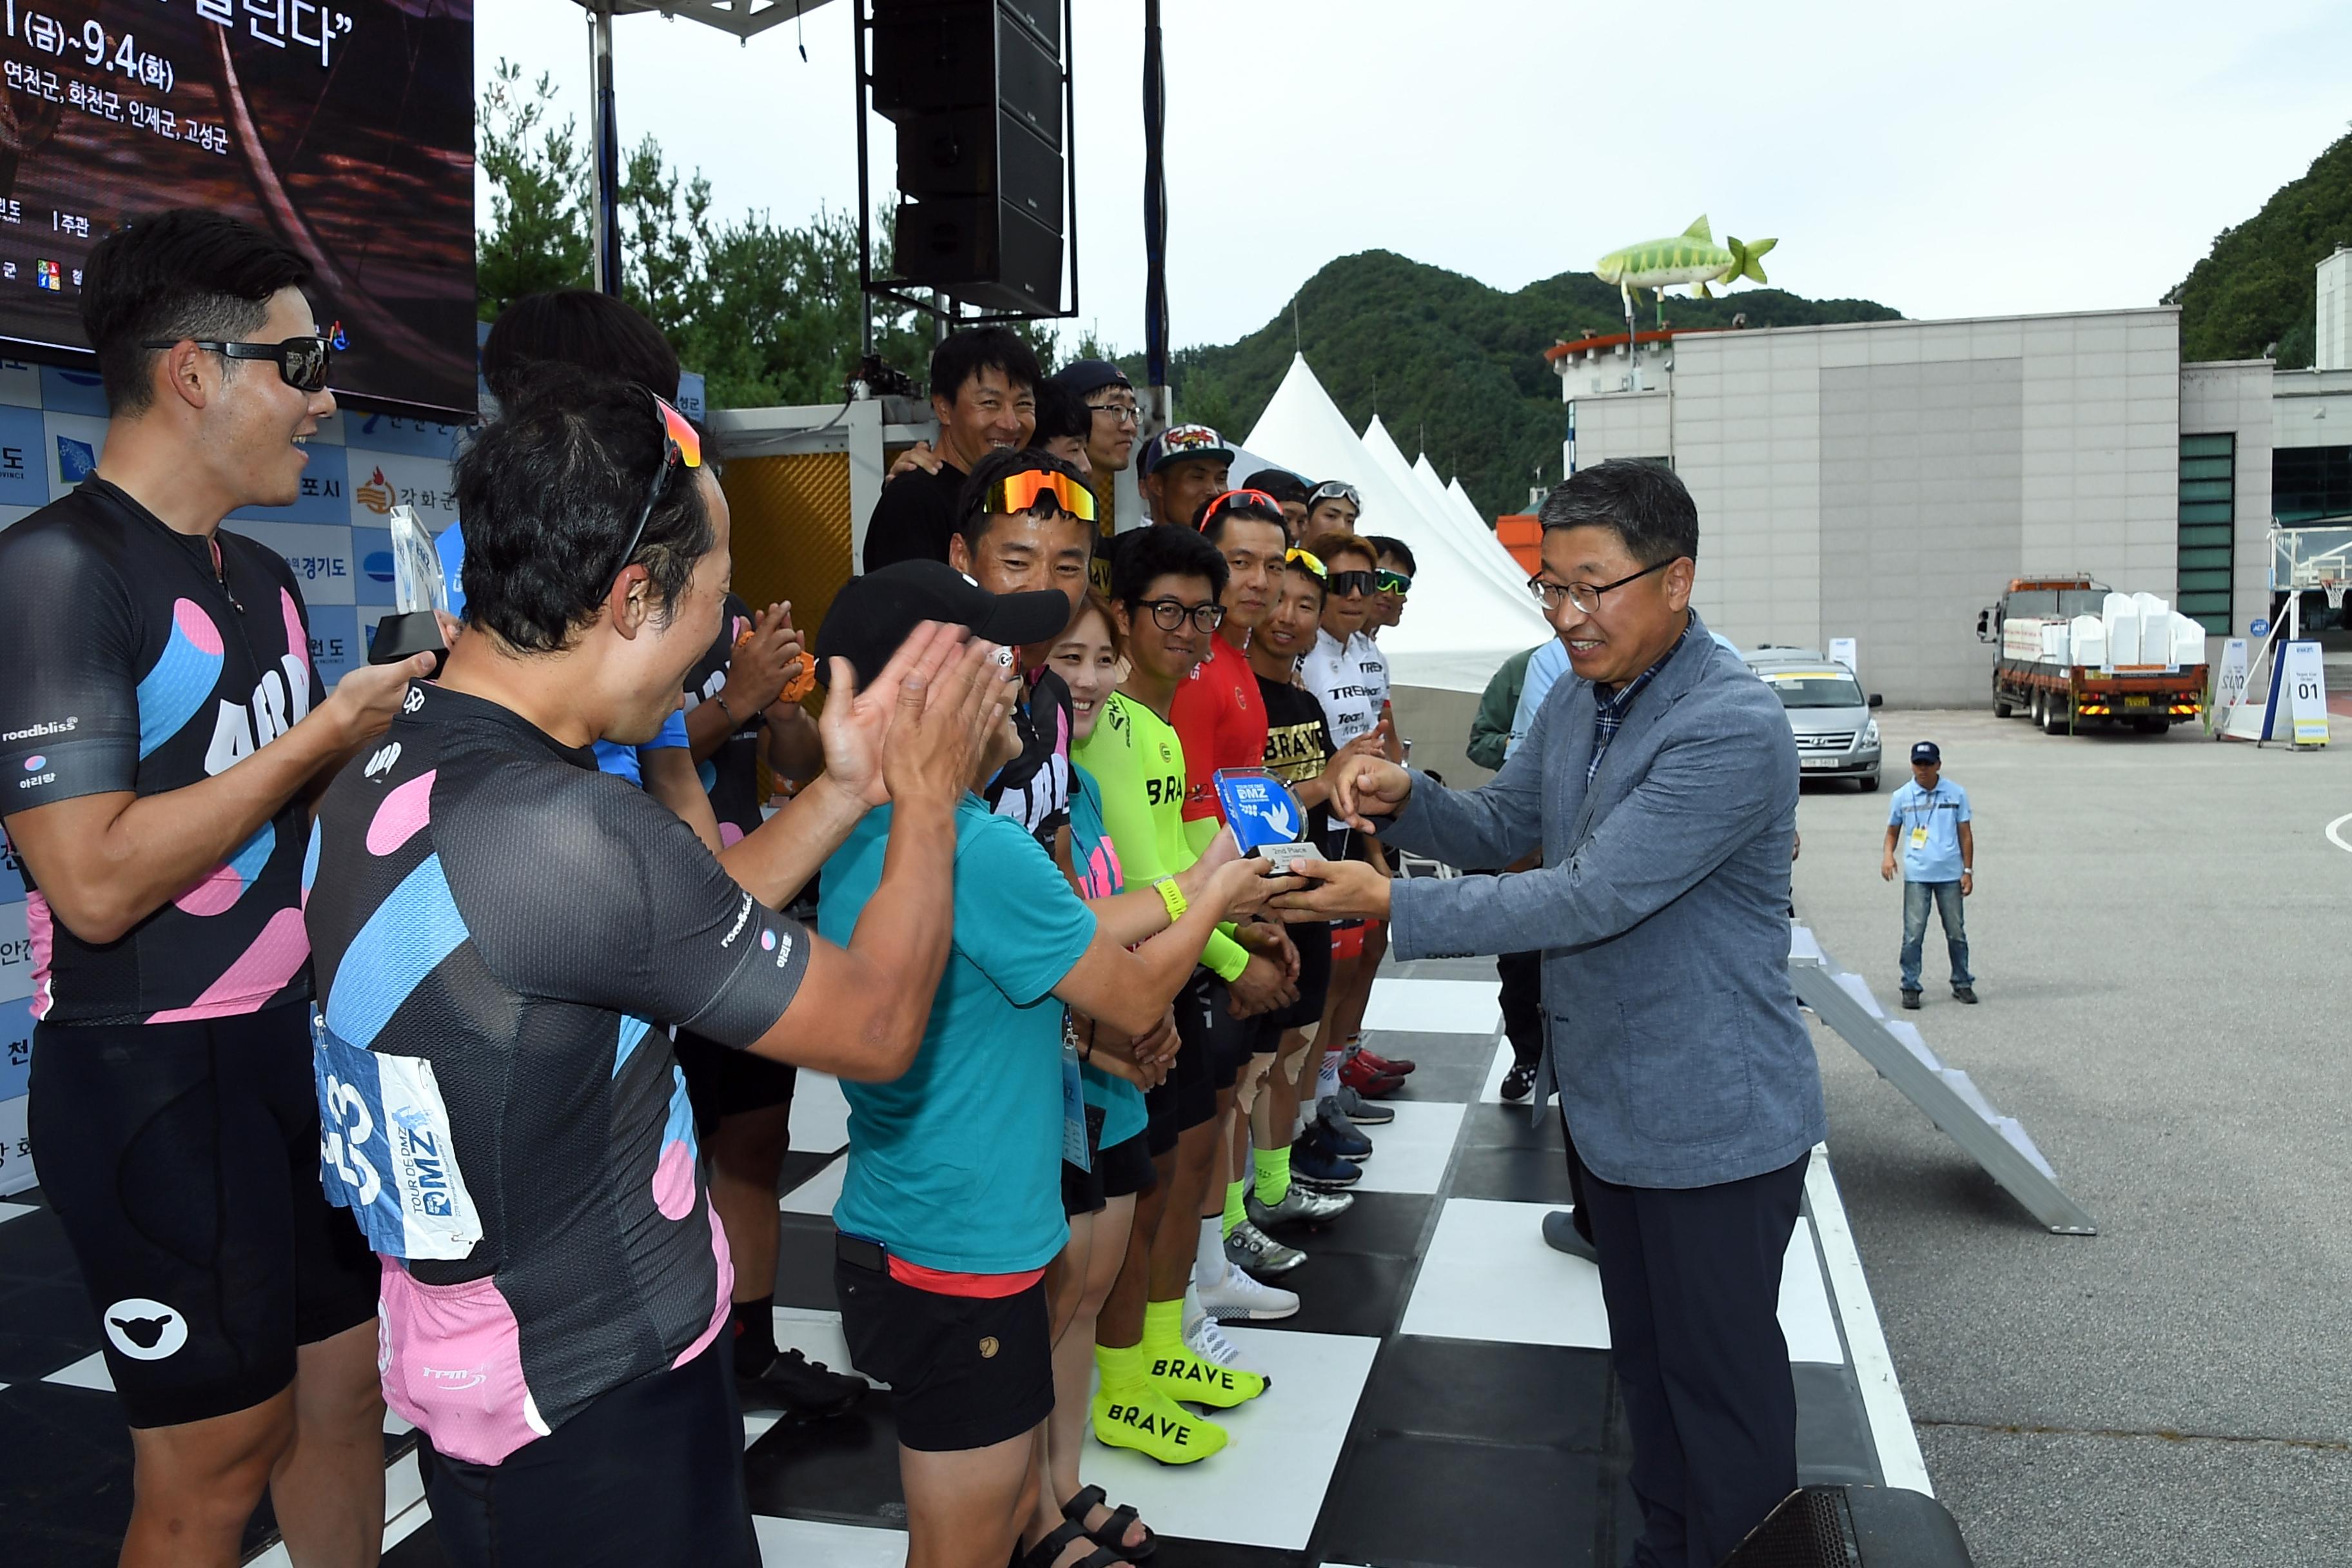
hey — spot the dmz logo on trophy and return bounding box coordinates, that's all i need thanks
[1213,769,1319,873]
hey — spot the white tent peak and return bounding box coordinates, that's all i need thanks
[1242,355,1547,693]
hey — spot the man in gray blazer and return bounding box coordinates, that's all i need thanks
[1277,460,1827,1568]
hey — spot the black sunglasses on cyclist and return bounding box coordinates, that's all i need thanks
[1326,569,1377,597]
[141,333,335,394]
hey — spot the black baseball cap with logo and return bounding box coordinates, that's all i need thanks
[813,559,1074,690]
[1910,741,1941,765]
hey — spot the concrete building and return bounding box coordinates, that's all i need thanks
[1549,307,2280,707]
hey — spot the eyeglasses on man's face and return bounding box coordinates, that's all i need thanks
[1087,399,1141,427]
[1527,557,1672,616]
[1135,597,1225,634]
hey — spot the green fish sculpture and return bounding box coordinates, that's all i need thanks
[1594,216,1776,302]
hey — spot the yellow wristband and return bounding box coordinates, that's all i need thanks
[1153,876,1188,925]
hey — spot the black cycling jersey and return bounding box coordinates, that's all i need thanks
[680,593,765,845]
[1256,674,1346,859]
[985,665,1073,854]
[0,478,324,1025]
[304,680,812,1464]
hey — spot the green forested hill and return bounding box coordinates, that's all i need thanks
[1130,250,1901,521]
[2170,130,2352,369]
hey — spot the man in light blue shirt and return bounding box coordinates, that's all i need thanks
[1880,740,1975,1008]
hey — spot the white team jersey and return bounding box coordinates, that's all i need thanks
[1302,629,1386,748]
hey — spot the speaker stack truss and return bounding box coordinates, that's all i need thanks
[858,0,1076,321]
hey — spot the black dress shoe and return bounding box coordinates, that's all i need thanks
[1952,985,1978,1004]
[1541,1209,1598,1264]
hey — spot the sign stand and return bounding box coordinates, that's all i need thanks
[1788,923,2096,1235]
[2282,640,2330,749]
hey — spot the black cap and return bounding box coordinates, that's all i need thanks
[1050,358,1131,400]
[813,560,1073,690]
[1910,741,1940,764]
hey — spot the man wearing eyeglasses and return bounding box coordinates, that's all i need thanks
[0,210,438,1567]
[1277,460,1825,1568]
[863,326,1041,573]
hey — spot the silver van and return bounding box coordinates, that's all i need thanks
[1743,649,1883,790]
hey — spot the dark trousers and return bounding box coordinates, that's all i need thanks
[417,1347,760,1568]
[1497,948,1544,1068]
[1578,1151,1808,1568]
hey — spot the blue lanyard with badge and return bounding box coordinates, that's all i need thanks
[1906,787,1939,852]
[1061,1014,1090,1171]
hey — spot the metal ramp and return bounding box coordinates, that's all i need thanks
[1789,923,2096,1235]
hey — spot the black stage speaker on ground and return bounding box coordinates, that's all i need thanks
[871,0,1066,315]
[1718,1485,1974,1567]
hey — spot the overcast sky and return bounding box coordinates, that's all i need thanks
[477,0,2351,357]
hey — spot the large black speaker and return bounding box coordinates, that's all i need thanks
[1718,1485,1974,1568]
[870,0,1065,315]
[892,196,1061,315]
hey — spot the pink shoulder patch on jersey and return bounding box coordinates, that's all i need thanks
[168,595,224,658]
[651,1137,697,1221]
[145,905,309,1022]
[279,589,309,672]
[173,865,245,918]
[672,1204,735,1371]
[378,1260,550,1466]
[718,821,746,848]
[366,770,437,857]
[24,892,54,1020]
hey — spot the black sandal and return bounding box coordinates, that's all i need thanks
[1062,1484,1158,1562]
[1016,1516,1126,1568]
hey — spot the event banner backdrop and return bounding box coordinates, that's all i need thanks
[0,358,463,1194]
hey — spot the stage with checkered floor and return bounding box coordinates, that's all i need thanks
[0,957,1926,1567]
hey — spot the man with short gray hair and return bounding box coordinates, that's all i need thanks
[1276,459,1827,1568]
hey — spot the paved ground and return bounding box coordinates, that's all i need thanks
[1790,708,2352,1567]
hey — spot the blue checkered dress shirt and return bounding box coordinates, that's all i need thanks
[1587,621,1691,783]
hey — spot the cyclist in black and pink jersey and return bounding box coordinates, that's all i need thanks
[0,211,436,1567]
[303,366,1012,1565]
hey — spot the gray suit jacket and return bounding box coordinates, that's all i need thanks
[1385,612,1826,1189]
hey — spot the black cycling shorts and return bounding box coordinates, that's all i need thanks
[836,1248,1052,1452]
[1265,919,1332,1032]
[1178,969,1259,1097]
[674,1028,799,1130]
[1063,1128,1157,1215]
[28,1002,380,1428]
[418,1343,759,1568]
[1143,1079,1181,1157]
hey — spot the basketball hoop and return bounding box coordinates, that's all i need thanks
[2326,580,2347,612]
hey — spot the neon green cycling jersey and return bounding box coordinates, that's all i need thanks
[1070,691,1248,981]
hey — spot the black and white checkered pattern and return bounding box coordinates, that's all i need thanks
[0,956,1925,1567]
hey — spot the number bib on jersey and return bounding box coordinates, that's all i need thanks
[312,1013,483,1260]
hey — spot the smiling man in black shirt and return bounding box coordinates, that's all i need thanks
[0,210,436,1568]
[861,327,1042,572]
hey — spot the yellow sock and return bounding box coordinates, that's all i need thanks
[1220,1178,1247,1239]
[1254,1144,1291,1207]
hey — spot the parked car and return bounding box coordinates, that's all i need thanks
[1743,648,1883,790]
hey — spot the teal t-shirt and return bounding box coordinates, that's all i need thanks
[818,796,1097,1273]
[1068,767,1148,1150]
